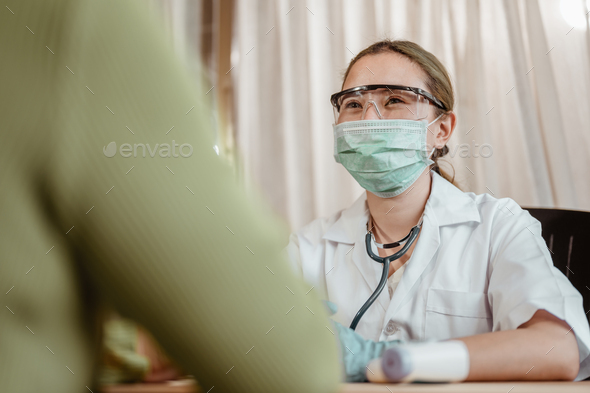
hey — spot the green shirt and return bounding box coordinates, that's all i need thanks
[0,1,340,392]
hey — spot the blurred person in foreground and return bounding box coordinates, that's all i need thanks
[0,1,340,392]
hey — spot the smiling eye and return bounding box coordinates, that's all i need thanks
[386,96,404,105]
[343,100,362,110]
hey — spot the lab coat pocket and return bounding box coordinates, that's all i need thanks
[425,288,492,340]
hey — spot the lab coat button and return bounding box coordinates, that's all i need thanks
[384,320,399,335]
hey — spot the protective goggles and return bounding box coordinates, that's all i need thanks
[330,84,446,123]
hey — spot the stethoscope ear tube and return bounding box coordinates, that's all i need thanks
[349,225,422,331]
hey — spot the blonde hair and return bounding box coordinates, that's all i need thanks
[342,39,458,188]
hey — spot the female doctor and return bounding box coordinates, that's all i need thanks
[286,40,590,382]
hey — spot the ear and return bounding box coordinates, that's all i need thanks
[434,111,456,148]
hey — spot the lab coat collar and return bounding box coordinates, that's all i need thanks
[322,171,481,245]
[427,171,481,226]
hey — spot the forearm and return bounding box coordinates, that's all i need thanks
[458,311,579,381]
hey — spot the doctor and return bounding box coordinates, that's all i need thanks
[287,40,590,382]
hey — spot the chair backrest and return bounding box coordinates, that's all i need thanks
[524,208,590,326]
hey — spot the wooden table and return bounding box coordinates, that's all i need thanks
[341,382,590,392]
[101,380,590,393]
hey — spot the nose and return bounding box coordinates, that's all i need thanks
[361,101,382,120]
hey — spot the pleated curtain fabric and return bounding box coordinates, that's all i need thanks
[229,0,590,231]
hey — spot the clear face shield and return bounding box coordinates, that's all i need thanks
[330,84,446,124]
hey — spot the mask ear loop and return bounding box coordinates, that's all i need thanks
[428,147,436,159]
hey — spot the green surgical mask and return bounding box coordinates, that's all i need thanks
[333,116,442,198]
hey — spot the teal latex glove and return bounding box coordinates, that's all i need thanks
[332,320,401,382]
[323,301,401,382]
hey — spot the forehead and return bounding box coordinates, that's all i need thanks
[342,52,429,92]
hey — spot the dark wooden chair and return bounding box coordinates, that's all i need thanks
[524,208,590,326]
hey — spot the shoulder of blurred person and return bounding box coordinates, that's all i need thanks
[0,1,340,392]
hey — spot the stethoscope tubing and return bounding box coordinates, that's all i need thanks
[349,225,422,331]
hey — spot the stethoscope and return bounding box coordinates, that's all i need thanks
[349,215,424,331]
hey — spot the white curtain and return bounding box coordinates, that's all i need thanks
[155,0,210,80]
[232,0,590,231]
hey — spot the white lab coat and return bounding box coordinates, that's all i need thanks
[286,172,590,380]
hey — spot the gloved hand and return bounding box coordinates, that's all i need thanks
[323,301,401,382]
[332,320,401,382]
